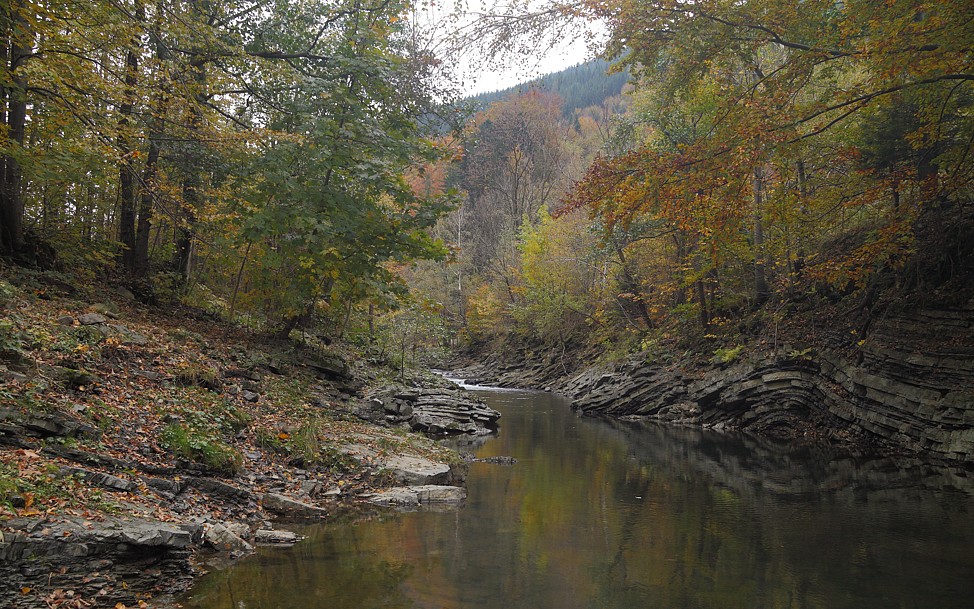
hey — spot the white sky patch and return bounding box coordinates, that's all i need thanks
[406,0,606,96]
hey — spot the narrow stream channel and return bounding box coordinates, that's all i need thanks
[180,386,974,609]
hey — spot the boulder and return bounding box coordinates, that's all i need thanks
[95,323,150,346]
[78,312,108,325]
[203,523,253,553]
[302,352,351,380]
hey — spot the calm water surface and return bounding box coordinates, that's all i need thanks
[182,386,974,609]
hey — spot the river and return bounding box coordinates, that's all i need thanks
[180,385,974,609]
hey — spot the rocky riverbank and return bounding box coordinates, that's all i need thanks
[452,305,974,465]
[0,273,499,608]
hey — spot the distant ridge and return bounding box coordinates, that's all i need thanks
[470,59,629,116]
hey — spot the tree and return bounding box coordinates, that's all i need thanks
[0,0,31,256]
[459,90,569,273]
[221,0,454,335]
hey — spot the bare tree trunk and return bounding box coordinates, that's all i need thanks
[613,237,654,330]
[0,3,29,256]
[752,165,770,307]
[794,159,810,279]
[695,278,710,328]
[176,50,206,283]
[116,43,140,273]
[133,10,171,278]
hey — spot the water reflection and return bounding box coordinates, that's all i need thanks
[183,389,974,609]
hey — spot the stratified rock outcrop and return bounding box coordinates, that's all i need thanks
[357,385,501,435]
[0,517,201,608]
[560,307,974,462]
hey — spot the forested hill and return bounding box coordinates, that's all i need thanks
[471,59,629,116]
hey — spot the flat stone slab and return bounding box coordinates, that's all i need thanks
[367,485,466,508]
[381,454,452,485]
[0,517,202,561]
[254,529,301,545]
[262,492,329,520]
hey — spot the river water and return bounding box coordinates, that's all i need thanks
[181,386,974,609]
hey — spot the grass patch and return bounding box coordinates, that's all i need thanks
[173,361,221,390]
[159,423,242,476]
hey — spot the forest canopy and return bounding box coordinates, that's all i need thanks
[2,0,972,354]
[410,0,974,354]
[1,0,457,336]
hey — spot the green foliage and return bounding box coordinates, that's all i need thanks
[153,384,249,475]
[160,423,243,476]
[514,208,598,342]
[371,302,450,377]
[713,345,744,365]
[0,463,18,506]
[2,0,458,339]
[0,280,17,309]
[0,317,29,360]
[0,460,116,512]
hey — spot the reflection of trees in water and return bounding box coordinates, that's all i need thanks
[587,417,974,609]
[184,525,417,609]
[605,417,974,500]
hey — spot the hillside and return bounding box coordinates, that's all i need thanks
[0,268,497,608]
[470,59,629,116]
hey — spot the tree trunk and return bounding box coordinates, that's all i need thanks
[175,53,206,283]
[613,238,654,330]
[794,159,809,278]
[133,13,171,278]
[0,3,29,256]
[695,278,710,327]
[116,44,140,273]
[134,90,167,277]
[752,165,770,307]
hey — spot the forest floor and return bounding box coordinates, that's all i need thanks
[0,267,466,608]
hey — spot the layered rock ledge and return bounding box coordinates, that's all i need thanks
[561,307,974,462]
[0,517,201,608]
[350,385,501,435]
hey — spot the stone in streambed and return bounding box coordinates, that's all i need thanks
[367,485,466,508]
[381,454,453,485]
[254,529,301,545]
[203,523,252,553]
[261,493,329,519]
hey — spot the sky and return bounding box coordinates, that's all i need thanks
[408,0,605,96]
[463,40,594,95]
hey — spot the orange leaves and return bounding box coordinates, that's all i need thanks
[41,588,91,608]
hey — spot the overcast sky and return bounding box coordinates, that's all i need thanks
[408,1,604,96]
